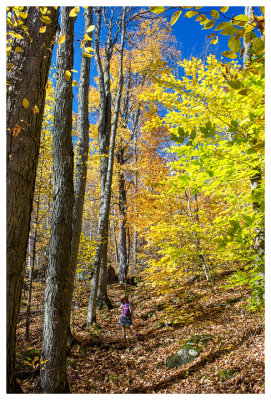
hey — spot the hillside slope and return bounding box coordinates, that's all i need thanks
[16,272,264,393]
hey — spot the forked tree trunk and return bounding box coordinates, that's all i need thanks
[6,6,58,393]
[40,7,76,393]
[87,7,126,324]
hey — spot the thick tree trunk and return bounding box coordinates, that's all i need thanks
[40,7,76,393]
[87,7,126,325]
[97,239,113,309]
[6,6,58,393]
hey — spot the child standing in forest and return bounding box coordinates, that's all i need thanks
[119,296,138,339]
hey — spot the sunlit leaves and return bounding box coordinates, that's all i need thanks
[221,50,238,59]
[10,32,24,39]
[199,121,216,138]
[12,124,22,138]
[220,26,238,36]
[210,36,218,45]
[220,6,229,13]
[84,47,94,53]
[202,20,216,30]
[215,21,232,31]
[170,10,182,26]
[82,53,94,58]
[251,38,265,55]
[19,12,28,19]
[228,36,241,52]
[40,26,46,33]
[149,6,166,14]
[69,7,80,17]
[64,70,72,81]
[40,16,51,25]
[33,105,40,114]
[210,10,219,19]
[228,80,243,90]
[58,34,65,44]
[184,10,198,18]
[233,14,249,26]
[22,98,29,108]
[87,25,95,32]
[40,7,48,15]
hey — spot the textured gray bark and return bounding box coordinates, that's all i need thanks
[97,240,111,308]
[117,105,141,282]
[132,122,139,274]
[6,6,58,393]
[87,7,126,324]
[69,7,93,320]
[243,6,253,65]
[117,151,128,284]
[40,7,76,393]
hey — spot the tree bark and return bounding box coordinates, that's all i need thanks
[69,6,93,322]
[25,199,39,341]
[243,6,253,66]
[40,7,76,393]
[87,7,126,324]
[6,6,58,393]
[117,152,128,283]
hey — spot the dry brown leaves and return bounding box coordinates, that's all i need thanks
[16,275,264,394]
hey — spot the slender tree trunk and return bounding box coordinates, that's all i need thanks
[127,227,130,267]
[243,6,253,66]
[40,7,76,393]
[132,121,139,274]
[69,6,93,324]
[26,151,44,340]
[118,158,128,283]
[6,6,58,393]
[87,7,126,325]
[25,205,39,341]
[113,208,119,266]
[186,190,210,281]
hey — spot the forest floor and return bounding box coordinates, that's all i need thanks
[16,271,265,394]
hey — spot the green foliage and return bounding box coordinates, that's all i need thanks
[141,31,264,311]
[149,6,264,59]
[76,232,97,281]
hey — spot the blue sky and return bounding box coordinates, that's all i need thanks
[70,6,250,75]
[53,5,261,115]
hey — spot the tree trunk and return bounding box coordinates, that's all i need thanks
[118,159,128,283]
[243,6,253,66]
[186,190,210,281]
[112,209,119,266]
[40,7,76,393]
[6,6,58,393]
[97,239,113,309]
[69,6,93,324]
[87,7,126,325]
[25,211,38,341]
